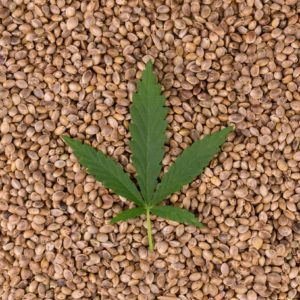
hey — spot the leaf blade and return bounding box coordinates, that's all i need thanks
[151,206,203,228]
[130,60,168,203]
[152,127,232,205]
[111,207,145,223]
[63,136,144,207]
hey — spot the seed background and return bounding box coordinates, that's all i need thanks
[0,0,300,299]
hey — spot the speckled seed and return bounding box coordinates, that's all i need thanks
[90,25,102,36]
[245,31,256,43]
[15,159,25,170]
[54,160,66,168]
[293,152,300,161]
[247,290,258,300]
[156,241,168,255]
[100,225,114,233]
[86,125,99,135]
[44,120,55,131]
[290,101,300,111]
[33,215,45,225]
[0,122,9,134]
[277,159,288,172]
[66,17,78,30]
[16,80,28,89]
[71,290,84,299]
[252,237,263,250]
[234,186,248,198]
[278,226,292,237]
[34,182,45,195]
[250,87,263,99]
[229,113,244,123]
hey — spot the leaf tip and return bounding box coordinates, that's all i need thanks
[218,126,233,140]
[62,135,71,144]
[145,59,153,69]
[227,125,234,133]
[195,222,205,229]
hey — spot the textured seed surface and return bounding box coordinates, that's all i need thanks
[0,1,300,299]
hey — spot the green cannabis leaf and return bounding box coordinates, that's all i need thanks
[130,61,168,204]
[111,207,145,224]
[62,136,144,207]
[63,60,232,251]
[151,127,232,206]
[151,206,203,228]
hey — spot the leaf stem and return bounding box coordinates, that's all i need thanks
[146,208,153,251]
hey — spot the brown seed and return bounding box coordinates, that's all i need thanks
[34,182,45,195]
[229,113,244,123]
[52,191,65,201]
[15,159,25,170]
[0,122,9,134]
[252,237,263,250]
[278,226,292,237]
[71,290,84,299]
[16,80,28,89]
[82,70,93,84]
[86,125,99,135]
[33,215,45,225]
[0,200,8,211]
[267,272,281,283]
[54,160,66,168]
[44,120,55,131]
[221,263,229,276]
[65,7,76,17]
[69,82,81,92]
[66,17,78,30]
[250,87,263,99]
[235,284,247,294]
[156,241,168,255]
[293,152,300,161]
[247,290,258,300]
[189,272,201,281]
[245,31,256,43]
[234,186,248,198]
[90,25,102,36]
[277,159,288,172]
[211,176,221,186]
[290,101,300,111]
[100,225,114,233]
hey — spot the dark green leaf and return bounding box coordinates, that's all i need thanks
[111,207,146,223]
[152,127,232,205]
[151,206,203,228]
[129,60,168,203]
[63,136,144,207]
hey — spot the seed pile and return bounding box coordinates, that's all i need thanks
[1,0,300,299]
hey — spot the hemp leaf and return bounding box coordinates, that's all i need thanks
[63,60,232,251]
